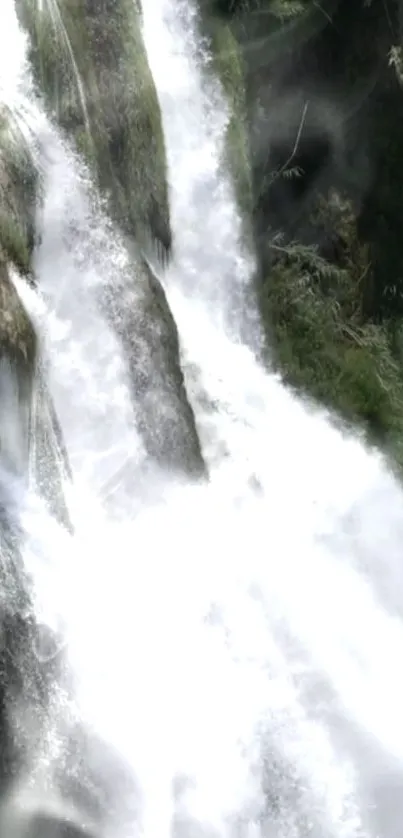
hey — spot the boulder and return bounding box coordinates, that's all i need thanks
[102,250,206,479]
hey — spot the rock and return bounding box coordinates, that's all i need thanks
[0,470,59,797]
[102,248,207,479]
[0,254,71,529]
[15,0,172,261]
[51,722,140,834]
[0,105,41,476]
[29,366,72,532]
[0,109,66,797]
[0,260,37,477]
[0,107,38,279]
[27,815,95,838]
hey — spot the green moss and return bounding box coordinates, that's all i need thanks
[0,214,31,276]
[16,0,172,258]
[0,110,38,278]
[207,21,252,214]
[110,0,171,252]
[260,193,403,467]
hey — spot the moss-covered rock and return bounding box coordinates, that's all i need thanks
[203,0,309,22]
[0,107,38,279]
[205,20,252,214]
[15,0,172,259]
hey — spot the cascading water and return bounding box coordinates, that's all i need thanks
[2,1,403,838]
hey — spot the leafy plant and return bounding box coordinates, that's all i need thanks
[259,192,403,469]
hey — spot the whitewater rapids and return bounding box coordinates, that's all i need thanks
[1,1,403,838]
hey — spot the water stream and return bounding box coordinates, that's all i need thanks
[1,1,403,837]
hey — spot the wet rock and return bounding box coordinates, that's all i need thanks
[204,19,253,217]
[0,248,71,525]
[29,366,72,532]
[0,472,60,795]
[0,105,40,477]
[103,250,207,479]
[0,106,39,279]
[54,723,140,832]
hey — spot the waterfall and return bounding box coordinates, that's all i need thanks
[142,0,259,348]
[1,1,403,838]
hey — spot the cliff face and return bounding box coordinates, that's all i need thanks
[203,0,403,466]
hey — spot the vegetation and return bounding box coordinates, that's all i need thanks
[202,0,403,468]
[260,192,403,467]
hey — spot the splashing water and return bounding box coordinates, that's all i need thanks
[18,127,147,515]
[142,0,259,347]
[2,1,403,837]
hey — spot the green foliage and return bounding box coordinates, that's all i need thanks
[260,192,403,467]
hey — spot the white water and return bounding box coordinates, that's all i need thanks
[2,1,403,838]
